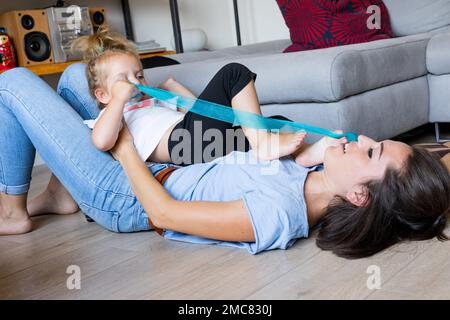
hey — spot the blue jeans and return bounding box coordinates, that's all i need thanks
[0,64,156,233]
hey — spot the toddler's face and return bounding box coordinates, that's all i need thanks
[96,52,148,104]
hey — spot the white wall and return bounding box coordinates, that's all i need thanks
[130,0,289,50]
[238,0,290,45]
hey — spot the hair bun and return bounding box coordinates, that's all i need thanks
[70,26,137,61]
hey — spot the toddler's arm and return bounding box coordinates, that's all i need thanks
[159,77,195,98]
[159,77,195,113]
[92,81,134,151]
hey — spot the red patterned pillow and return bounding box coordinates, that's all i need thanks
[277,0,393,53]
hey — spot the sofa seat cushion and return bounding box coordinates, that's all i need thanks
[427,33,450,75]
[428,74,450,123]
[276,0,393,53]
[147,35,429,104]
[383,0,450,37]
[169,39,291,64]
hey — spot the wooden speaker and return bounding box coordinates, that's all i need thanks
[89,8,108,32]
[0,10,54,66]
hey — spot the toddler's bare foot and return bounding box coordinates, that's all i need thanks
[28,189,79,217]
[254,131,306,161]
[295,130,347,167]
[0,209,32,235]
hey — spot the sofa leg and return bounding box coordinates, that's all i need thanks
[435,123,450,143]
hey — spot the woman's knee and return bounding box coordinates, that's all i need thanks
[0,67,39,88]
[57,63,87,93]
[57,63,99,120]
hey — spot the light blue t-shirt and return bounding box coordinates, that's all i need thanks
[148,151,315,254]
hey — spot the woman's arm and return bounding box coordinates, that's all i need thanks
[92,81,134,151]
[111,125,255,242]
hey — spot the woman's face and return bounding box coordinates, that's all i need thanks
[323,135,412,201]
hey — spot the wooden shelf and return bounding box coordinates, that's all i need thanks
[6,51,176,77]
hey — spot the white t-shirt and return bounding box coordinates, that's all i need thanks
[84,98,185,161]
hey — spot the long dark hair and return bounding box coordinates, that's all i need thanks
[316,147,450,259]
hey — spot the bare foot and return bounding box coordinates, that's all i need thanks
[0,209,32,235]
[254,131,307,161]
[27,189,79,217]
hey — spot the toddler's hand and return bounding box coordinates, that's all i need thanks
[111,80,136,103]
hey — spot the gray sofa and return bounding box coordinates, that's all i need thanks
[428,32,450,140]
[144,0,450,142]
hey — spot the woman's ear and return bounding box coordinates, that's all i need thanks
[346,185,370,207]
[94,87,111,105]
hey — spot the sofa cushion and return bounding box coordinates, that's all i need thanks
[428,74,450,123]
[383,0,450,37]
[146,36,428,104]
[276,0,393,53]
[427,32,450,75]
[169,39,291,64]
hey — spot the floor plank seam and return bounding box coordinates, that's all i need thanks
[242,249,323,299]
[363,243,435,299]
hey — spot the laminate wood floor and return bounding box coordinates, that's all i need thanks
[1,124,449,299]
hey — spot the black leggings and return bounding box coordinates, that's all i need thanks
[167,63,290,166]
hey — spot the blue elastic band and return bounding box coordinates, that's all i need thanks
[135,84,358,142]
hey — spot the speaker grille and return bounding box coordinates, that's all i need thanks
[24,31,51,62]
[92,11,105,26]
[21,14,35,30]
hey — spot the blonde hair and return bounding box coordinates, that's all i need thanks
[70,27,140,104]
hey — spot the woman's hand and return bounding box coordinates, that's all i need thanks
[111,80,136,103]
[110,122,135,161]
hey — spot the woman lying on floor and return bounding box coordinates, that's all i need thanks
[0,64,449,259]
